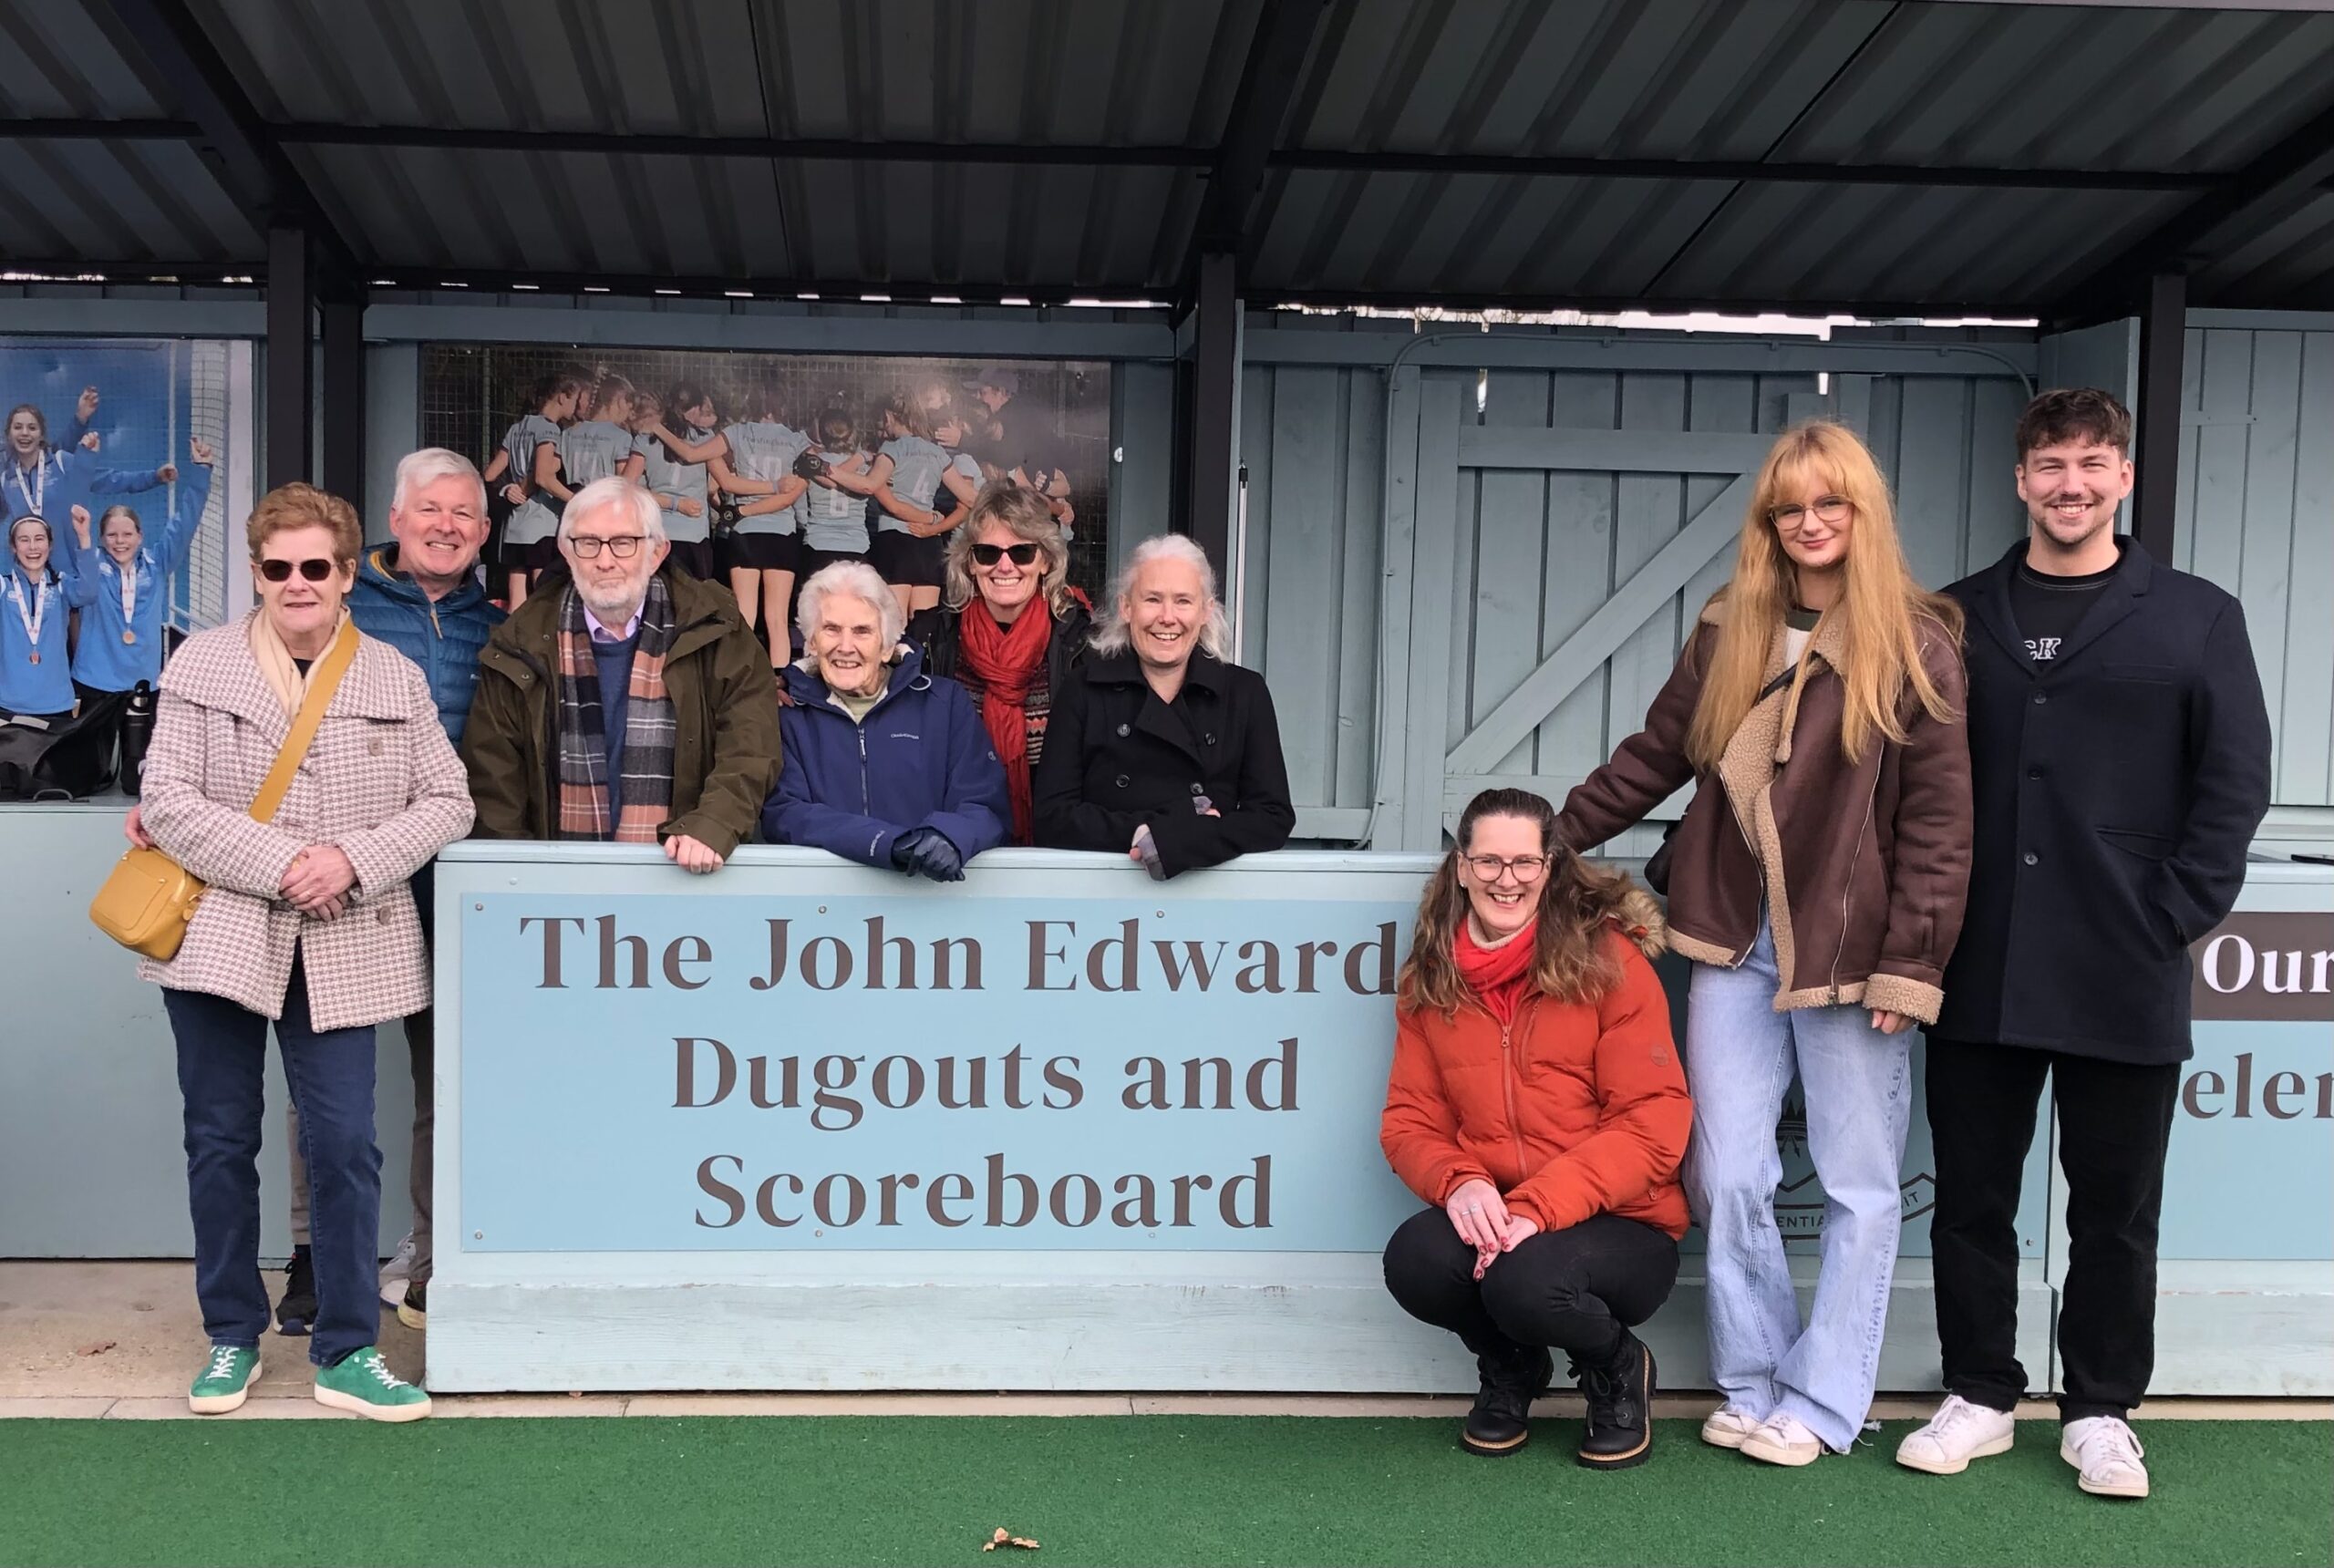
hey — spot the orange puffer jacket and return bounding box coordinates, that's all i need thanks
[1379,905,1692,1239]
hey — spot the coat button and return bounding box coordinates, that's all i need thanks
[2028,768,2043,779]
[2022,851,2039,866]
[367,738,384,755]
[1190,782,1204,795]
[2032,691,2048,705]
[1116,723,1130,737]
[376,906,392,923]
[1203,733,1216,747]
[1113,773,1130,789]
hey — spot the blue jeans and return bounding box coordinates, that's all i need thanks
[164,947,382,1366]
[1685,916,1912,1451]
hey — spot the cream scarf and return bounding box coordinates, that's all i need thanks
[248,608,352,719]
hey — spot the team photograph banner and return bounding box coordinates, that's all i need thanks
[0,335,256,634]
[419,343,1113,593]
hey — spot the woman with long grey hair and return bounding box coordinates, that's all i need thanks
[1032,532,1292,878]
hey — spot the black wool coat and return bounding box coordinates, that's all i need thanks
[1032,647,1296,877]
[1934,539,2271,1063]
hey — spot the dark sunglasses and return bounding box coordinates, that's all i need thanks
[971,542,1041,567]
[256,557,338,583]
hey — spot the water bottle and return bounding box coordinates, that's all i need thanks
[119,680,156,797]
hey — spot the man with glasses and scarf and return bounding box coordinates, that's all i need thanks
[462,475,779,872]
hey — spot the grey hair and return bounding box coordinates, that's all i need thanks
[558,475,666,544]
[942,480,1073,615]
[1088,532,1233,661]
[392,447,488,514]
[797,559,906,650]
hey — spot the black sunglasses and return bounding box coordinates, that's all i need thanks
[256,557,338,583]
[970,542,1041,567]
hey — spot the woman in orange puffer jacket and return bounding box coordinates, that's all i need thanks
[1380,787,1689,1471]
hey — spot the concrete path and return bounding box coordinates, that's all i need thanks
[5,1263,2325,1422]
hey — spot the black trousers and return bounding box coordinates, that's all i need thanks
[1383,1207,1678,1365]
[1926,1039,2179,1423]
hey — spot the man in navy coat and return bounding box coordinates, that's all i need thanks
[1896,388,2270,1500]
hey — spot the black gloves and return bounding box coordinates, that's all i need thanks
[792,447,831,481]
[889,827,966,882]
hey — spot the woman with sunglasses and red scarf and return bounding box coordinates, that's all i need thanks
[921,481,1091,845]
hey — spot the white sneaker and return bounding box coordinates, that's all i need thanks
[1740,1410,1825,1467]
[1700,1405,1762,1449]
[2061,1416,2150,1499]
[377,1231,416,1305]
[1896,1394,2017,1475]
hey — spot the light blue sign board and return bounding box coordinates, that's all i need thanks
[461,892,1425,1250]
[2159,1020,2331,1262]
[458,880,2042,1258]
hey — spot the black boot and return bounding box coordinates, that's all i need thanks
[1572,1331,1655,1470]
[1461,1343,1552,1457]
[274,1244,316,1337]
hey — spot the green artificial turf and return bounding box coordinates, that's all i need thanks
[2,1417,2327,1567]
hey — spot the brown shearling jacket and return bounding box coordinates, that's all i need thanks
[1555,600,1973,1023]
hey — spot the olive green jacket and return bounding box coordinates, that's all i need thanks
[460,567,780,857]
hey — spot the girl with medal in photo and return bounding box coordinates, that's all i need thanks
[65,437,216,701]
[3,512,77,720]
[5,400,173,536]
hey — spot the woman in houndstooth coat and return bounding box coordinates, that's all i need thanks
[137,482,471,1422]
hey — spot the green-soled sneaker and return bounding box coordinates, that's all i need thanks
[313,1346,432,1423]
[189,1344,261,1414]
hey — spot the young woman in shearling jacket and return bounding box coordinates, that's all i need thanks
[1554,421,1973,1469]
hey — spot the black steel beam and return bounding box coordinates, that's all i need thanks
[1179,0,1331,297]
[1269,148,2213,191]
[263,122,2220,192]
[320,295,365,510]
[0,118,201,140]
[2053,97,2334,313]
[274,122,1213,169]
[264,224,313,492]
[2131,270,2186,562]
[95,0,357,284]
[1181,253,1240,578]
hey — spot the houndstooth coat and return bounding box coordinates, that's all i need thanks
[138,614,475,1031]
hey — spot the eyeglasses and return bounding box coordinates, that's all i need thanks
[256,557,338,583]
[1768,496,1853,531]
[971,542,1042,567]
[1463,854,1548,882]
[569,535,645,559]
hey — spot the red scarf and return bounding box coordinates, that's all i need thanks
[957,602,1053,843]
[1455,917,1537,1027]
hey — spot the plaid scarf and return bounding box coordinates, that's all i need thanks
[554,576,678,842]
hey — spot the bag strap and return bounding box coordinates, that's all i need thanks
[249,618,358,826]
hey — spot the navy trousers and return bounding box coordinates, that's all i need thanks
[164,947,382,1366]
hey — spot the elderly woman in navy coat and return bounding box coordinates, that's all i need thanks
[761,560,1009,880]
[1033,534,1293,879]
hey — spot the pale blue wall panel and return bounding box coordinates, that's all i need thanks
[2174,320,2334,808]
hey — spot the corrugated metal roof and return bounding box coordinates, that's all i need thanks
[0,0,2326,310]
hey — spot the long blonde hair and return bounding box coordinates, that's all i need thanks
[1684,421,1962,769]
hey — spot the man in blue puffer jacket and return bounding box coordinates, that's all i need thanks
[348,450,507,744]
[762,559,1008,878]
[305,449,502,1336]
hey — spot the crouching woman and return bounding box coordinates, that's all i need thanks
[1379,788,1689,1470]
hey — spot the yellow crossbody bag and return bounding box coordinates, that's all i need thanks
[89,621,357,960]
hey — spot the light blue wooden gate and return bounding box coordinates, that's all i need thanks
[1236,324,2036,851]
